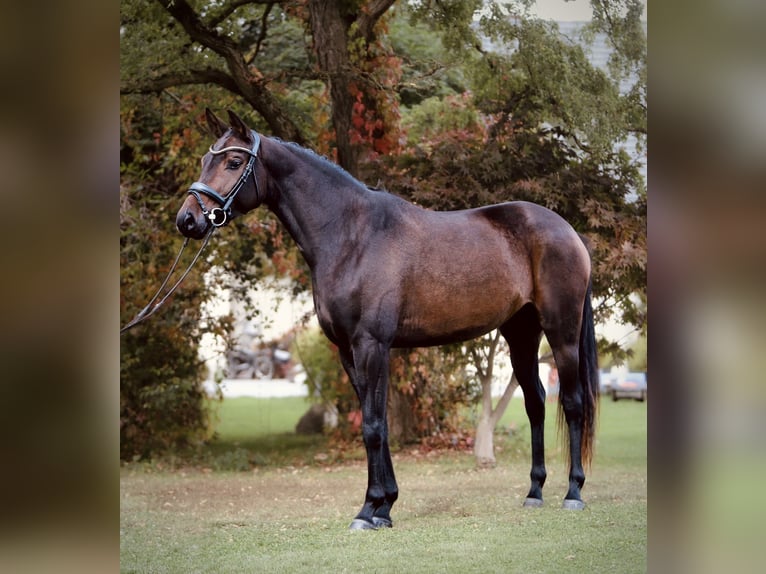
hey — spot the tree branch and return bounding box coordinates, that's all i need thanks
[120,67,239,95]
[208,0,277,28]
[251,2,275,64]
[490,373,518,424]
[357,0,397,41]
[155,0,306,144]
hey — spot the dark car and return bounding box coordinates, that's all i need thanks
[610,371,647,402]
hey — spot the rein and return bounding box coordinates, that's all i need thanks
[120,228,215,335]
[187,130,261,227]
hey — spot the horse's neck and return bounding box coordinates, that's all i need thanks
[262,140,366,269]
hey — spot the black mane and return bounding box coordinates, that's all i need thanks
[277,139,389,194]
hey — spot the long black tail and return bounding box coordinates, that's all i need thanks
[578,279,600,467]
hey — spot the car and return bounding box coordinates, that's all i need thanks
[610,371,647,402]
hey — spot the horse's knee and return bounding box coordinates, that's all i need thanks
[362,419,386,449]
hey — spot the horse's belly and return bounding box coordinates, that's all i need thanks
[391,245,530,346]
[393,292,522,347]
[392,324,499,347]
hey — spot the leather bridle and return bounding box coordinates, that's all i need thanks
[187,130,262,227]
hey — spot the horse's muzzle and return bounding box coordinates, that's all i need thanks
[176,207,210,240]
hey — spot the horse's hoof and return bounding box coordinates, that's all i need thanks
[349,518,377,530]
[523,497,544,508]
[372,517,393,528]
[562,499,586,510]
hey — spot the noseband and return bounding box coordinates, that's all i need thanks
[187,130,261,227]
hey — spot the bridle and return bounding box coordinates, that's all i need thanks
[187,130,262,227]
[120,130,262,334]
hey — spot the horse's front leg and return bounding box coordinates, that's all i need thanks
[344,336,399,530]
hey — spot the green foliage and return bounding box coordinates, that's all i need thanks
[120,95,221,459]
[388,9,469,106]
[291,326,355,439]
[407,0,484,53]
[401,93,480,146]
[292,325,476,445]
[598,329,647,372]
[627,332,647,371]
[389,346,478,446]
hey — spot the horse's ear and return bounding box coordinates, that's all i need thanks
[205,108,228,138]
[227,110,253,143]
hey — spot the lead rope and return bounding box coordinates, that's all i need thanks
[120,228,215,334]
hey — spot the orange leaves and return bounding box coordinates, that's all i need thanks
[581,197,619,230]
[349,81,399,155]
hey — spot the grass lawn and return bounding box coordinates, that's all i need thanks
[121,396,646,573]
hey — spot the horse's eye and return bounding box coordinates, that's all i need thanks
[226,159,243,170]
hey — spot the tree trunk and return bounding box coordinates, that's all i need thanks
[307,0,396,176]
[307,0,359,176]
[387,379,418,445]
[473,370,519,468]
[474,411,497,468]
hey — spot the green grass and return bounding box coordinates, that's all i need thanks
[213,396,311,439]
[121,396,646,573]
[201,397,333,469]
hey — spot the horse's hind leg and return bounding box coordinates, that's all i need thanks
[545,331,588,509]
[501,305,546,506]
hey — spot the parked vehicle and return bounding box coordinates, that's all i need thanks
[610,371,647,402]
[226,346,293,380]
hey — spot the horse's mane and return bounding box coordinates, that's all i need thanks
[278,140,356,181]
[275,139,389,194]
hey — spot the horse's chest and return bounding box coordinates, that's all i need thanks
[313,292,335,334]
[311,278,361,343]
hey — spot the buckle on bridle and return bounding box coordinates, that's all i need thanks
[209,207,228,227]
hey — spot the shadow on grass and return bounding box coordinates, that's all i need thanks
[204,433,333,470]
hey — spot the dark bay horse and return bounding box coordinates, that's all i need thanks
[177,109,599,529]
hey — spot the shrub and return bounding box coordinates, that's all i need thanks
[292,326,474,446]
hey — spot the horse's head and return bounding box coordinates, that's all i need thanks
[176,109,264,239]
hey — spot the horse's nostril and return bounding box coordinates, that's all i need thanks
[177,209,196,234]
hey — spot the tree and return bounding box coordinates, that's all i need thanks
[307,0,399,174]
[120,1,646,461]
[468,331,518,467]
[121,0,399,175]
[121,0,306,143]
[374,3,646,465]
[120,99,221,458]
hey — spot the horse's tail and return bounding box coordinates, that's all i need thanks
[577,279,599,468]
